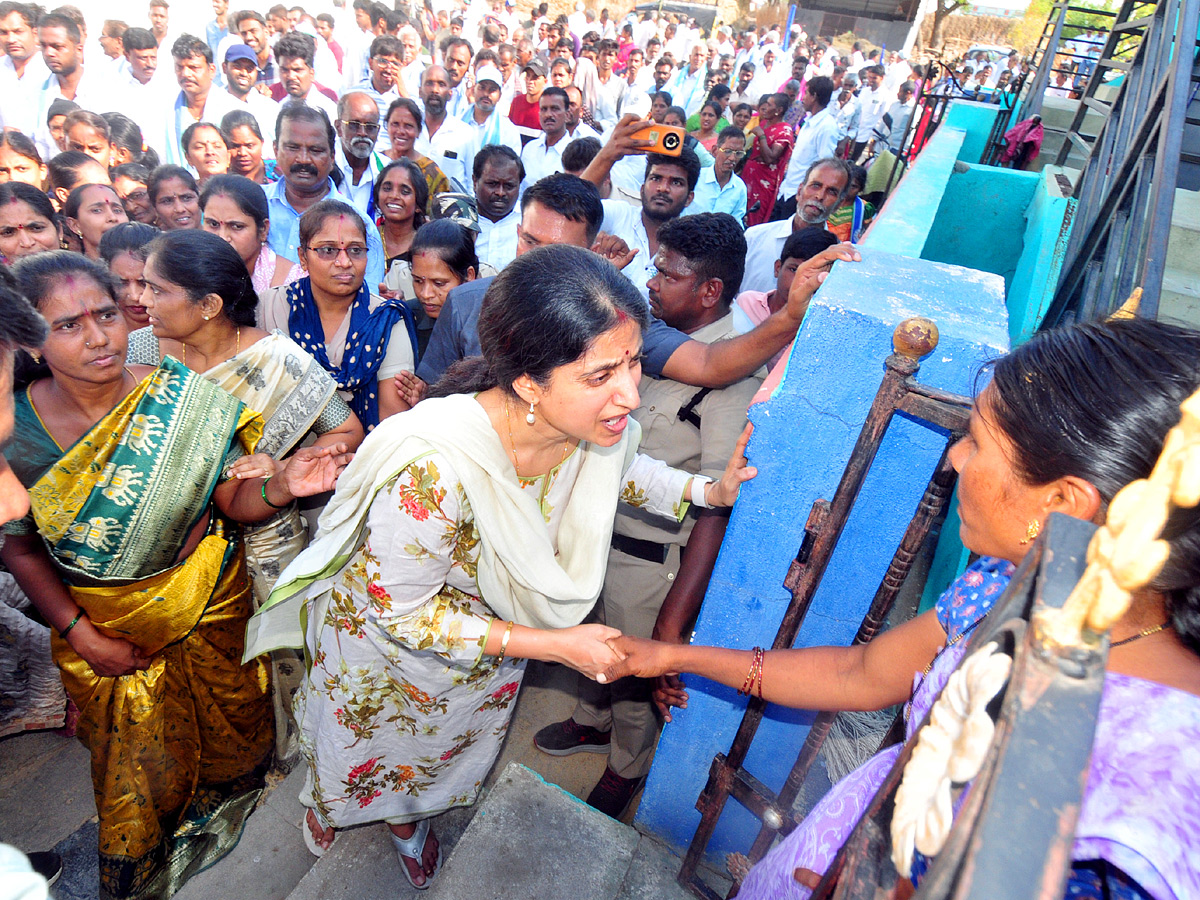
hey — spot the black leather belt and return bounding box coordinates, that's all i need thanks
[611,533,669,564]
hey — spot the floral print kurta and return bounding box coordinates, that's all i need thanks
[298,447,691,828]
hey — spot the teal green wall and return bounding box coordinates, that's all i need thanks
[922,166,1040,292]
[942,101,1006,164]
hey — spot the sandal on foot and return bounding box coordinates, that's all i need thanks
[390,818,442,890]
[303,811,336,858]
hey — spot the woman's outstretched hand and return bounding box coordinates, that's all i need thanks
[599,635,689,718]
[279,443,354,498]
[555,623,627,681]
[705,423,757,508]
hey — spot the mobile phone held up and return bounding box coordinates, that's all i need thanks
[631,124,684,156]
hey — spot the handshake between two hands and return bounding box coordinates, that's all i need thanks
[565,627,690,721]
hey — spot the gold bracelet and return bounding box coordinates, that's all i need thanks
[495,620,515,666]
[738,646,764,697]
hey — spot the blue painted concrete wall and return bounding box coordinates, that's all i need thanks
[636,248,1009,859]
[860,127,967,257]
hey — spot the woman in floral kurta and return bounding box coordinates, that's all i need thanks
[298,445,694,828]
[249,246,754,888]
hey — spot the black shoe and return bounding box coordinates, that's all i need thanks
[586,766,644,819]
[533,718,611,756]
[28,851,62,887]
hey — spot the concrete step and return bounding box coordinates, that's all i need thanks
[1166,188,1200,280]
[424,763,722,900]
[1159,266,1200,328]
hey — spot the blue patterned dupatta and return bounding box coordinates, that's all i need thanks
[283,276,417,428]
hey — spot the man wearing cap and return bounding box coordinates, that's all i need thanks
[223,42,280,150]
[508,55,546,143]
[415,64,475,191]
[462,63,522,165]
[334,90,387,217]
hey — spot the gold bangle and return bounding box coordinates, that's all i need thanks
[495,620,515,666]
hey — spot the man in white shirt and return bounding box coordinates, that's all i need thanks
[833,72,861,156]
[729,61,757,107]
[592,38,625,128]
[746,47,779,102]
[580,120,701,300]
[872,81,915,153]
[740,157,849,293]
[416,64,475,191]
[472,144,521,270]
[0,1,50,135]
[162,34,241,166]
[462,64,522,165]
[397,24,424,98]
[776,76,839,218]
[271,32,339,125]
[32,13,102,160]
[520,85,570,188]
[668,43,708,116]
[352,35,403,133]
[222,43,280,155]
[715,25,735,59]
[334,91,388,217]
[853,65,892,160]
[564,86,602,141]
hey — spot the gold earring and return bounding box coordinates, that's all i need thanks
[29,351,41,363]
[1019,519,1041,545]
[526,401,536,425]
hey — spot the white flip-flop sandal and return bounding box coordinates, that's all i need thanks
[390,818,442,891]
[303,811,337,858]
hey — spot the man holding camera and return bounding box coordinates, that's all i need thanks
[579,115,699,300]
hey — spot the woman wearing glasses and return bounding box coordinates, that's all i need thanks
[259,198,418,429]
[684,126,749,222]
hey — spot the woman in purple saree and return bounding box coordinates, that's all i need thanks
[604,317,1200,900]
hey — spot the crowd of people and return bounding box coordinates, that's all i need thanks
[0,2,1194,900]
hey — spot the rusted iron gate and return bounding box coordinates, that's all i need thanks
[677,320,972,900]
[810,514,1101,899]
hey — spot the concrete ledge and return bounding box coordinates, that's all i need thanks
[427,763,639,900]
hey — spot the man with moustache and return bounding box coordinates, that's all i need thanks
[334,91,388,217]
[266,104,385,286]
[0,1,49,135]
[270,32,338,125]
[472,144,522,270]
[161,34,240,166]
[414,64,474,191]
[519,85,570,188]
[581,117,701,301]
[32,12,103,160]
[441,35,473,118]
[739,156,849,293]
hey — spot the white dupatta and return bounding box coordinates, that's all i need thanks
[244,393,640,659]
